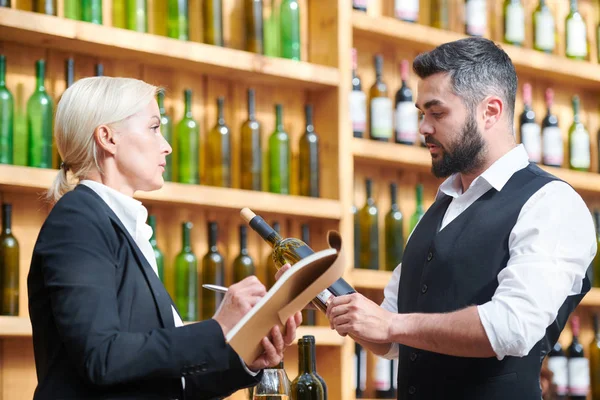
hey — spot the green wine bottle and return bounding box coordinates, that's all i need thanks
[409,183,425,234]
[268,104,290,194]
[203,0,224,46]
[0,55,14,165]
[167,0,189,40]
[245,0,264,54]
[240,88,262,191]
[206,97,231,188]
[0,0,11,7]
[175,221,197,321]
[592,210,600,288]
[503,0,525,46]
[176,89,199,184]
[385,183,403,272]
[0,204,19,316]
[148,215,165,282]
[157,91,173,181]
[82,0,102,24]
[352,205,360,269]
[291,337,324,400]
[233,225,255,283]
[431,0,449,29]
[265,221,280,290]
[568,95,590,172]
[264,0,280,57]
[34,0,57,15]
[279,0,301,60]
[300,224,316,327]
[27,60,53,169]
[95,63,104,77]
[113,0,126,28]
[64,0,81,20]
[358,178,379,270]
[126,0,147,32]
[302,335,327,400]
[201,222,225,320]
[299,104,319,198]
[565,0,588,60]
[54,58,74,170]
[533,0,555,53]
[590,314,600,394]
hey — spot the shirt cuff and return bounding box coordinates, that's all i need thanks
[381,343,399,360]
[240,355,259,376]
[477,304,504,361]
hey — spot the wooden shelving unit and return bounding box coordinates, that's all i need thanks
[351,269,393,291]
[0,316,32,337]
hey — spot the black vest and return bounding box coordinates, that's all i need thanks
[396,163,590,400]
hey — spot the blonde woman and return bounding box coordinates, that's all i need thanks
[27,76,301,400]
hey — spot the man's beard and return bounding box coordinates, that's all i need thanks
[428,113,486,178]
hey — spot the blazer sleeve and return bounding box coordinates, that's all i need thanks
[33,199,260,396]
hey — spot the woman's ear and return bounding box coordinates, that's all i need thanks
[94,125,118,156]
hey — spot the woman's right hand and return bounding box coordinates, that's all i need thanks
[213,276,266,337]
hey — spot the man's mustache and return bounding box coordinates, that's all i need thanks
[425,136,443,147]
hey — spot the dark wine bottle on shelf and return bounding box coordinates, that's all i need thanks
[27,59,53,169]
[206,96,231,188]
[590,313,600,397]
[358,178,379,270]
[82,0,102,24]
[176,89,199,184]
[375,356,395,399]
[0,0,11,7]
[54,58,75,170]
[541,88,562,168]
[352,0,367,12]
[350,48,366,139]
[369,54,392,142]
[291,337,324,400]
[34,0,57,15]
[95,63,104,77]
[245,0,264,54]
[302,335,327,400]
[175,222,197,321]
[241,208,356,313]
[519,83,541,164]
[354,343,367,398]
[385,183,403,272]
[394,59,417,145]
[0,55,14,166]
[203,0,224,46]
[547,340,568,399]
[233,225,255,283]
[0,204,19,316]
[567,315,590,400]
[431,0,450,29]
[148,215,164,282]
[157,91,173,181]
[240,88,262,191]
[592,210,600,288]
[299,104,319,198]
[201,222,225,321]
[352,205,360,269]
[300,224,316,327]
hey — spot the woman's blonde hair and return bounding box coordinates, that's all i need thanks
[47,76,159,203]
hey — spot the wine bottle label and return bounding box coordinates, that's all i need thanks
[395,101,418,143]
[316,289,333,306]
[535,12,555,51]
[542,126,563,166]
[465,0,487,36]
[371,97,393,139]
[350,90,367,134]
[353,0,368,8]
[395,0,419,21]
[353,348,367,391]
[568,357,590,395]
[520,122,541,163]
[375,357,392,390]
[505,3,525,43]
[566,18,588,57]
[570,128,590,169]
[548,356,568,395]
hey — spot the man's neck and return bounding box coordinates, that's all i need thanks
[458,142,518,192]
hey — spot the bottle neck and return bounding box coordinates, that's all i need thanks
[306,339,317,373]
[365,180,373,201]
[184,90,193,117]
[301,225,310,245]
[275,105,284,131]
[2,205,11,233]
[36,60,46,90]
[148,216,157,242]
[217,97,225,125]
[182,223,192,251]
[239,225,248,252]
[157,92,166,114]
[570,0,577,13]
[305,105,314,134]
[0,56,6,87]
[208,223,218,251]
[375,57,383,81]
[416,185,423,210]
[247,89,256,120]
[573,101,581,124]
[248,216,282,249]
[95,64,104,77]
[390,184,398,206]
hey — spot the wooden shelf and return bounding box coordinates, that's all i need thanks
[351,268,393,290]
[352,11,600,89]
[581,288,600,307]
[0,8,339,90]
[295,326,345,346]
[0,316,32,337]
[0,165,342,220]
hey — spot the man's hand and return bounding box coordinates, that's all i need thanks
[326,293,395,343]
[213,276,266,337]
[247,312,302,371]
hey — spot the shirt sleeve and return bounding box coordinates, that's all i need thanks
[379,263,402,360]
[477,180,597,360]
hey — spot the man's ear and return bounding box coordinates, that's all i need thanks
[94,125,118,156]
[482,96,503,130]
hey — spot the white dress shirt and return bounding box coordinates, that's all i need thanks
[380,144,597,361]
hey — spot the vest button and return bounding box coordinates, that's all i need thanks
[408,386,416,395]
[427,251,433,261]
[410,352,417,361]
[421,284,428,294]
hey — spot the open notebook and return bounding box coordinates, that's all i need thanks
[225,230,347,365]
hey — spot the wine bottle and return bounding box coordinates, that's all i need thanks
[374,357,395,399]
[126,0,147,32]
[64,0,81,20]
[0,0,11,7]
[590,314,600,396]
[385,183,403,272]
[157,91,173,181]
[350,48,366,139]
[465,0,487,37]
[240,89,262,191]
[358,178,379,270]
[299,104,319,198]
[568,95,590,172]
[241,208,356,313]
[34,0,57,15]
[167,0,189,40]
[302,335,327,399]
[175,221,197,321]
[82,0,102,24]
[203,0,224,46]
[354,343,367,399]
[533,0,555,53]
[147,215,165,282]
[268,104,290,194]
[565,0,588,60]
[592,210,600,288]
[265,221,280,290]
[300,225,316,327]
[279,0,301,61]
[233,225,255,283]
[503,0,524,46]
[95,63,104,77]
[409,183,424,234]
[394,59,417,145]
[27,60,53,169]
[0,55,13,165]
[0,204,18,316]
[547,341,568,399]
[54,58,74,170]
[519,83,541,164]
[370,54,392,142]
[352,0,366,12]
[292,337,324,400]
[394,0,418,22]
[541,88,563,168]
[206,97,231,188]
[176,89,200,184]
[568,316,590,399]
[113,0,126,28]
[352,205,360,269]
[431,0,450,30]
[264,0,280,57]
[245,0,264,54]
[201,222,225,321]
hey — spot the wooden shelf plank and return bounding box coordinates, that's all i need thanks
[581,288,600,307]
[296,326,345,346]
[0,316,32,337]
[352,11,600,89]
[351,268,393,290]
[0,8,339,90]
[0,165,342,220]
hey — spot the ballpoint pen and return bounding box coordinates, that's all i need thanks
[202,284,229,294]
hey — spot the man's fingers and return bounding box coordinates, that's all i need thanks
[284,317,297,346]
[275,263,291,281]
[261,336,280,366]
[271,326,285,354]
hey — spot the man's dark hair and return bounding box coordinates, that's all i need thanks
[413,37,517,125]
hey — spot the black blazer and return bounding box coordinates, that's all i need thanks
[27,185,260,400]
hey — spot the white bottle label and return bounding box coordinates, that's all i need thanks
[395,101,418,143]
[568,357,590,396]
[371,97,393,139]
[465,0,487,36]
[548,356,568,395]
[350,90,367,134]
[353,0,368,8]
[566,18,588,57]
[534,12,555,51]
[542,126,563,166]
[570,127,590,169]
[520,122,541,163]
[395,0,419,21]
[505,3,525,43]
[375,357,391,391]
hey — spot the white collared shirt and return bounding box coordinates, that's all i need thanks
[380,144,597,360]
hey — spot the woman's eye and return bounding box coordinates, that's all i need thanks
[151,125,160,132]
